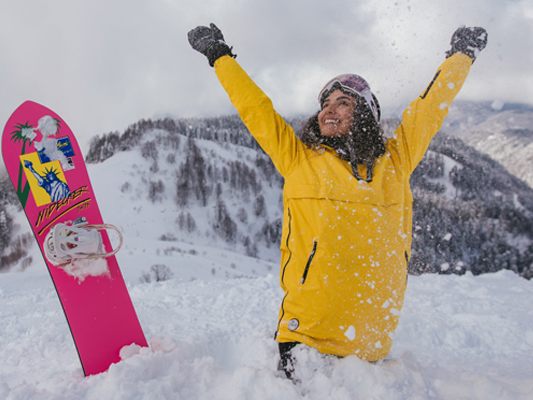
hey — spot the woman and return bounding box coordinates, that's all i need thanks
[187,24,487,378]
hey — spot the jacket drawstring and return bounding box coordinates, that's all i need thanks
[351,160,374,183]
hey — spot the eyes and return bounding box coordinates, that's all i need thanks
[339,99,352,107]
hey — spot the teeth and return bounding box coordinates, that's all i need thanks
[325,119,339,124]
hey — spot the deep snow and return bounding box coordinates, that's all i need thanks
[1,245,532,399]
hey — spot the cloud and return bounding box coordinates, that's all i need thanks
[0,0,532,152]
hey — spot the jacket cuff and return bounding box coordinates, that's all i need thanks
[206,42,236,67]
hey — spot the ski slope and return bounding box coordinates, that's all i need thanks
[1,244,532,400]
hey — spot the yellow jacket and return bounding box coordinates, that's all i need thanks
[215,53,472,360]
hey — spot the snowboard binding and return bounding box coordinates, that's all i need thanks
[44,219,123,266]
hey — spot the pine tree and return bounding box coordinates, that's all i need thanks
[214,199,237,242]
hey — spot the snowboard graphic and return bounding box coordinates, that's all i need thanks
[1,101,148,376]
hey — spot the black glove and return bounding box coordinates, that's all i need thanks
[446,26,487,62]
[187,23,236,67]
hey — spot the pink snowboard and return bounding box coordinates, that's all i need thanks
[1,101,147,376]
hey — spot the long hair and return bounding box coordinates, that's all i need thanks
[299,95,386,181]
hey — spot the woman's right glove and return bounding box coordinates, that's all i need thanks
[187,23,236,67]
[445,26,487,62]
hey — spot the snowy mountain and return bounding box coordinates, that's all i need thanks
[442,100,533,188]
[1,111,533,278]
[86,116,284,263]
[84,114,533,278]
[410,133,533,277]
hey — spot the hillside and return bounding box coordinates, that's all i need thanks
[81,113,533,278]
[2,111,533,278]
[442,100,533,187]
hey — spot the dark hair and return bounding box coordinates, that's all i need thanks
[299,95,386,169]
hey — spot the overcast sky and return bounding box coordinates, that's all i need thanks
[1,0,532,152]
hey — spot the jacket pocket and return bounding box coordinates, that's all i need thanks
[300,240,318,284]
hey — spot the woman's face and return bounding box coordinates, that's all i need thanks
[318,89,357,137]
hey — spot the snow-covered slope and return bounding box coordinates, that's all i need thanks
[87,115,533,278]
[455,110,533,187]
[88,129,283,263]
[2,111,533,277]
[442,101,533,188]
[0,251,532,399]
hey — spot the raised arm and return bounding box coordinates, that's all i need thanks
[188,23,304,177]
[390,26,487,175]
[23,160,44,186]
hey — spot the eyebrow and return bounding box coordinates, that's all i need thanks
[323,95,354,105]
[335,95,353,101]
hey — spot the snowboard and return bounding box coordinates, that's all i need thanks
[1,100,148,376]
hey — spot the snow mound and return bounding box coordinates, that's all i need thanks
[0,259,532,399]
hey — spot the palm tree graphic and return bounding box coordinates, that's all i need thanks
[10,123,34,208]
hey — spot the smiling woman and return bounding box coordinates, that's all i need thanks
[299,75,386,182]
[187,23,487,380]
[317,91,356,137]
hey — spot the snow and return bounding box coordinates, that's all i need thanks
[491,100,505,111]
[2,130,533,399]
[88,141,281,263]
[424,150,461,199]
[119,343,143,360]
[343,326,356,341]
[1,257,532,399]
[61,258,109,281]
[444,104,533,188]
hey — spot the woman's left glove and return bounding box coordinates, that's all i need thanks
[445,26,487,62]
[187,23,236,67]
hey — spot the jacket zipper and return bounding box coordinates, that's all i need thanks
[300,240,318,284]
[275,207,292,338]
[405,251,410,283]
[420,69,441,99]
